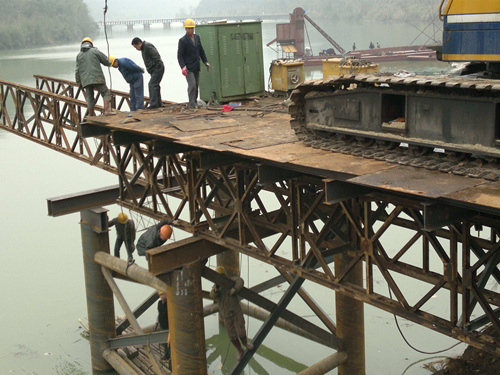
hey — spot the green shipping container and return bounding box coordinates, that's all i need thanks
[197,21,265,103]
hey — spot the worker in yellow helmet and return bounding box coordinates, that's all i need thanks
[108,212,136,262]
[177,18,210,108]
[209,266,254,361]
[75,37,115,116]
[108,55,145,112]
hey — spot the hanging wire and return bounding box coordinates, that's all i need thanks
[103,0,112,91]
[388,286,462,355]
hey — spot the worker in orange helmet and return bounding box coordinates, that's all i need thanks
[136,219,179,256]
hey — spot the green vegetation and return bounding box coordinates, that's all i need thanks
[0,0,98,50]
[195,0,440,22]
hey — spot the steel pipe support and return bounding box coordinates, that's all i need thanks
[80,209,115,372]
[335,253,365,375]
[94,251,167,292]
[103,348,140,375]
[296,352,348,375]
[167,261,207,375]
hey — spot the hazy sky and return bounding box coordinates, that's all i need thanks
[83,0,202,21]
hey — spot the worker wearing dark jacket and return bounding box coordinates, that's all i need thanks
[136,219,176,256]
[209,266,254,361]
[108,213,136,261]
[131,37,164,109]
[109,56,145,111]
[75,37,114,116]
[156,291,171,362]
[177,19,209,108]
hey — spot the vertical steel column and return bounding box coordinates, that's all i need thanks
[80,208,116,372]
[166,261,207,375]
[217,251,240,278]
[335,200,365,375]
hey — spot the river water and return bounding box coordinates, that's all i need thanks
[0,18,460,375]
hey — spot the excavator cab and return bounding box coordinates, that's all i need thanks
[440,0,500,75]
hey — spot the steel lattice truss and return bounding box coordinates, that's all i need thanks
[3,76,500,357]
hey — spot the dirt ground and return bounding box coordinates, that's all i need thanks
[429,327,500,375]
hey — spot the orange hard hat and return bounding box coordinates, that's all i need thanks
[160,224,172,240]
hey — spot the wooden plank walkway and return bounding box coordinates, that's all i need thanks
[85,101,500,215]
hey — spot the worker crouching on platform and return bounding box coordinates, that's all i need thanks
[136,219,179,256]
[209,266,254,361]
[75,37,114,116]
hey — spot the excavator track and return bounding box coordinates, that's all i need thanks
[289,74,500,181]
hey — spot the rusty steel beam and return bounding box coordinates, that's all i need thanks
[47,183,146,217]
[147,237,228,275]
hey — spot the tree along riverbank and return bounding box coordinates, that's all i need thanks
[0,0,98,50]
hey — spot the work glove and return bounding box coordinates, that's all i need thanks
[181,67,188,76]
[229,288,237,295]
[205,62,210,72]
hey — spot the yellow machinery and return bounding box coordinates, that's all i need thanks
[270,60,305,94]
[323,58,378,78]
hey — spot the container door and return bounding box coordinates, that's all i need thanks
[241,24,264,95]
[218,25,245,98]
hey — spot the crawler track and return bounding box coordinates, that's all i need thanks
[289,74,500,181]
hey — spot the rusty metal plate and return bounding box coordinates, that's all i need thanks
[289,151,396,178]
[171,117,240,132]
[444,181,500,214]
[350,166,481,198]
[221,131,297,150]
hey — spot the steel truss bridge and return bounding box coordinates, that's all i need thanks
[2,75,500,373]
[96,14,289,28]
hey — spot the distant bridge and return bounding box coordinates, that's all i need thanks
[97,14,289,31]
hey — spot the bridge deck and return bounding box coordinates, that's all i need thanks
[84,102,500,215]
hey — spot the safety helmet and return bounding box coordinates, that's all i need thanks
[108,55,116,66]
[117,212,128,224]
[184,19,195,28]
[160,224,173,240]
[81,37,93,46]
[215,266,226,275]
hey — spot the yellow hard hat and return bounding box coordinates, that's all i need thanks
[117,212,128,224]
[108,55,116,66]
[82,37,93,45]
[184,19,195,28]
[215,266,226,275]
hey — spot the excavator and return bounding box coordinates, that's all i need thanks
[289,0,500,180]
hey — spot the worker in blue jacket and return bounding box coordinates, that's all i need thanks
[109,55,145,111]
[177,18,210,108]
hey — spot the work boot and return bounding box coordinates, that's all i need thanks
[87,108,97,117]
[245,342,254,350]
